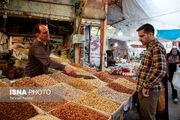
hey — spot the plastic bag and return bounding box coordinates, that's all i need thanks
[172,65,180,90]
[177,65,180,71]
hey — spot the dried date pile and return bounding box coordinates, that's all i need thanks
[122,76,137,83]
[75,92,120,114]
[51,102,109,120]
[107,82,135,94]
[0,102,38,120]
[93,72,117,83]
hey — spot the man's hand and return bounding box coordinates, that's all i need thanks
[115,59,120,63]
[64,66,77,76]
[142,87,150,97]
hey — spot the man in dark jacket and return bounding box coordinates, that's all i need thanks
[25,24,76,77]
[106,43,116,67]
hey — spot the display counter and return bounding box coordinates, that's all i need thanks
[0,60,137,120]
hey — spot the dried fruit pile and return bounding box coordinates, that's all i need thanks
[9,78,41,87]
[74,67,90,74]
[122,76,137,83]
[75,92,120,114]
[113,78,136,90]
[50,57,70,64]
[82,67,98,74]
[31,74,58,86]
[93,72,117,83]
[67,78,96,92]
[107,82,135,94]
[29,114,57,120]
[83,78,106,88]
[69,62,83,68]
[54,83,85,101]
[32,99,67,112]
[0,81,8,87]
[51,71,72,83]
[94,86,130,104]
[51,102,109,120]
[0,102,38,120]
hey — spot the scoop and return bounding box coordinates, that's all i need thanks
[74,74,96,79]
[62,71,96,79]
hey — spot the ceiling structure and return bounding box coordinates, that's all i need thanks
[107,0,180,41]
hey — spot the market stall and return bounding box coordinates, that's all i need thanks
[0,59,137,120]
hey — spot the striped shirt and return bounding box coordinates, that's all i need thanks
[137,39,167,92]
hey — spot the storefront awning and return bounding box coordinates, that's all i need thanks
[156,29,180,40]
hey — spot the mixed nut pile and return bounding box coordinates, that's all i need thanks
[0,64,137,120]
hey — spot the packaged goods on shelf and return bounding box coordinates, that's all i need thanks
[0,101,39,120]
[67,78,96,92]
[75,92,121,114]
[16,48,29,55]
[9,77,41,87]
[51,102,109,120]
[31,74,58,86]
[94,86,130,104]
[107,82,135,94]
[113,78,136,90]
[54,83,85,102]
[13,48,28,61]
[11,36,24,42]
[50,71,72,83]
[93,72,118,83]
[29,114,59,120]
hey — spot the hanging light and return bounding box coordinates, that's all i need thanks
[118,31,123,36]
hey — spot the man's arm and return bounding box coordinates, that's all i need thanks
[33,45,76,75]
[143,47,166,88]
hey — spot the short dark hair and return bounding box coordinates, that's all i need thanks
[169,48,180,56]
[110,43,115,47]
[33,24,44,34]
[136,23,154,35]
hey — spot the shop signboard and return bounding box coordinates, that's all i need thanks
[90,36,100,67]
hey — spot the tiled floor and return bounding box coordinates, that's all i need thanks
[168,82,180,120]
